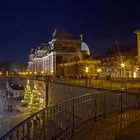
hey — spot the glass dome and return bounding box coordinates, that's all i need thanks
[81,42,90,55]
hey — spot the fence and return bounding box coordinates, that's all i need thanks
[1,90,140,140]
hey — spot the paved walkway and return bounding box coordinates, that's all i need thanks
[71,110,140,140]
[0,98,30,138]
[58,79,140,90]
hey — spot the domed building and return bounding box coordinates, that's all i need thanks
[81,42,90,56]
[28,31,98,77]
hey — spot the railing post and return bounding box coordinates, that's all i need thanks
[10,135,13,140]
[27,121,31,140]
[95,94,97,122]
[72,99,75,136]
[43,109,46,140]
[137,95,140,110]
[120,91,123,114]
[104,91,107,118]
[16,130,19,140]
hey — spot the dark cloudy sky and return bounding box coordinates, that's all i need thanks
[0,0,139,62]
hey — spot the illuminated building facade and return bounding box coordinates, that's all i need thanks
[135,30,140,63]
[28,31,90,75]
[56,60,99,78]
[135,29,140,77]
[99,44,138,79]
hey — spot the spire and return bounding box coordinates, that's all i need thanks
[80,34,83,41]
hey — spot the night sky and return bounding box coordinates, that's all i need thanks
[0,0,140,62]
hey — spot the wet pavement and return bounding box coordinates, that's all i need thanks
[71,110,140,140]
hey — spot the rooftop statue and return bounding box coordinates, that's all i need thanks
[52,29,57,39]
[80,34,83,41]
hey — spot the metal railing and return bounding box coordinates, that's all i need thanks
[1,90,140,140]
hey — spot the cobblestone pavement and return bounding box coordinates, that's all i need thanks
[71,110,140,140]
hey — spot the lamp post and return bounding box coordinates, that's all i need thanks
[121,63,125,89]
[85,67,89,84]
[34,71,37,80]
[97,68,102,88]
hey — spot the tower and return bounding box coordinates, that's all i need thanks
[134,29,140,77]
[135,29,140,63]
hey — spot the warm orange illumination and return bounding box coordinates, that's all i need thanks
[97,68,101,73]
[121,63,125,68]
[85,67,89,73]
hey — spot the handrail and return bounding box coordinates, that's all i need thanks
[1,90,140,140]
[1,108,46,139]
[1,93,94,139]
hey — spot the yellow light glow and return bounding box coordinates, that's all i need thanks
[85,67,89,73]
[41,71,44,74]
[133,72,137,78]
[121,63,125,68]
[34,72,37,74]
[30,72,32,74]
[0,72,2,75]
[97,68,101,73]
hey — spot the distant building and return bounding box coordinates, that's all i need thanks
[99,44,138,78]
[56,59,99,78]
[28,31,91,76]
[134,29,140,63]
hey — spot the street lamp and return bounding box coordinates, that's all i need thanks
[121,63,125,89]
[121,63,125,68]
[97,68,101,80]
[97,68,101,73]
[85,67,89,84]
[41,71,44,75]
[85,67,89,73]
[97,68,103,88]
[121,63,125,77]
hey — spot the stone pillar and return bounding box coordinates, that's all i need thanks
[134,30,140,77]
[135,30,140,63]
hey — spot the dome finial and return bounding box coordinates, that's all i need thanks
[80,34,83,41]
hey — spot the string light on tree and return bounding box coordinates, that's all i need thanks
[29,84,40,114]
[29,84,44,114]
[22,79,31,107]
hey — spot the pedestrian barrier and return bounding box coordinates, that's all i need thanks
[1,90,140,140]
